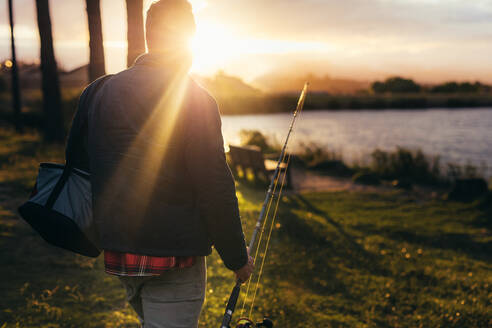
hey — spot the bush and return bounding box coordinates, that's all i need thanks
[352,172,381,185]
[370,147,441,185]
[297,142,354,176]
[310,160,354,177]
[239,129,278,154]
[478,191,492,210]
[447,178,489,202]
[298,142,334,168]
[446,162,485,180]
[297,142,337,166]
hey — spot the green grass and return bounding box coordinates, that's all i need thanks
[0,127,491,327]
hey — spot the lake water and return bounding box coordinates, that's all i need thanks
[221,108,492,178]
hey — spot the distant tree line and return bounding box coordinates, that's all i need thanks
[429,81,491,93]
[372,76,492,94]
[372,77,421,94]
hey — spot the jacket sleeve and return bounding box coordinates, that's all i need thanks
[185,92,248,271]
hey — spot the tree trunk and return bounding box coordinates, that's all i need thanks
[35,0,64,142]
[126,0,145,67]
[86,0,106,82]
[8,0,22,132]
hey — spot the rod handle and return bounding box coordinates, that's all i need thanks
[220,280,242,328]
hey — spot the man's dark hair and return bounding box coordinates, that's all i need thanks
[145,0,196,52]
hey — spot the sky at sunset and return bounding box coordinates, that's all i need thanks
[1,0,492,84]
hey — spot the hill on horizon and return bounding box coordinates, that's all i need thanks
[193,71,262,98]
[253,72,370,94]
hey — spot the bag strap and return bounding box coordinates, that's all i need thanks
[46,75,113,209]
[45,165,72,209]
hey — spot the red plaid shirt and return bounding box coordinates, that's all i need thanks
[104,251,195,276]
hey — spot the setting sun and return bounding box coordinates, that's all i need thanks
[189,21,332,79]
[190,22,235,75]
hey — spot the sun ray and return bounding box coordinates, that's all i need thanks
[97,66,190,232]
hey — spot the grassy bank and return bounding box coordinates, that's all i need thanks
[240,130,489,191]
[0,127,491,327]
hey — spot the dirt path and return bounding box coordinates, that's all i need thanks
[290,167,390,193]
[290,167,449,203]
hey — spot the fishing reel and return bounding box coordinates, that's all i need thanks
[235,317,273,328]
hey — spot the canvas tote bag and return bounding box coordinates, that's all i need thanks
[18,75,112,257]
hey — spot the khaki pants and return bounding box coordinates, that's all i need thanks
[119,257,206,328]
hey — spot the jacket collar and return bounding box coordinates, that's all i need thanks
[134,52,192,71]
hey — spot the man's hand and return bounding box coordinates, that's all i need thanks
[235,252,254,283]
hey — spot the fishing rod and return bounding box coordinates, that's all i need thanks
[220,82,309,328]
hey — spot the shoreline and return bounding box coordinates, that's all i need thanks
[221,105,492,116]
[215,93,492,115]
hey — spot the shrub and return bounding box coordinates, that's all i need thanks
[296,143,353,176]
[298,142,334,166]
[370,147,441,185]
[239,129,278,154]
[448,178,488,202]
[352,172,381,185]
[446,162,485,180]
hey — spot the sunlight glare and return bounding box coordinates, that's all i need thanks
[99,69,190,231]
[190,22,236,75]
[190,21,334,75]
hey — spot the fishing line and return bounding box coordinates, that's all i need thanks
[219,83,308,328]
[239,149,288,317]
[246,84,308,318]
[248,153,292,318]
